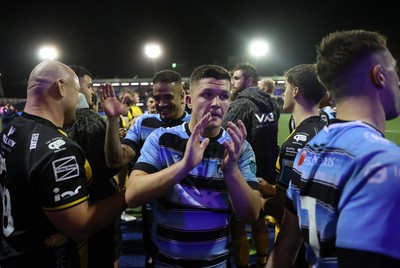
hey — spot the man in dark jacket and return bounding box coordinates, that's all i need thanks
[222,64,279,268]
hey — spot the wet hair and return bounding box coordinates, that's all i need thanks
[284,63,327,104]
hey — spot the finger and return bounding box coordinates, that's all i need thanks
[237,120,247,139]
[227,121,244,144]
[226,127,241,154]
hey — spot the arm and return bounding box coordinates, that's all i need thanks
[100,83,135,168]
[45,190,127,242]
[267,207,303,268]
[125,113,212,207]
[222,120,261,223]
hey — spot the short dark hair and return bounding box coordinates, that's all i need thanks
[284,63,327,104]
[190,65,231,88]
[316,29,388,97]
[69,65,93,79]
[152,70,182,84]
[231,63,259,85]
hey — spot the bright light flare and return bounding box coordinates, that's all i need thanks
[38,45,59,60]
[144,44,161,59]
[249,40,270,57]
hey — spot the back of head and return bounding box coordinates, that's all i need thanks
[182,81,190,95]
[25,60,79,125]
[285,63,327,104]
[190,64,231,90]
[259,78,275,94]
[316,29,388,99]
[231,63,259,86]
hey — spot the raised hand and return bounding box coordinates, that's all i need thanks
[182,113,212,169]
[221,120,247,172]
[99,83,124,118]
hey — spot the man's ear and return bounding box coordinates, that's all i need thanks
[186,95,192,109]
[292,86,299,98]
[246,77,254,88]
[180,89,185,105]
[370,64,385,88]
[55,78,66,98]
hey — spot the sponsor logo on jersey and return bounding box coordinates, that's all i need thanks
[298,150,307,166]
[48,139,66,151]
[300,154,335,167]
[2,133,16,147]
[53,186,82,202]
[293,134,307,143]
[7,126,16,136]
[30,133,39,149]
[52,156,79,182]
[0,154,6,174]
[364,131,391,145]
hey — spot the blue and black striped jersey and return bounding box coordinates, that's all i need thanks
[134,122,259,267]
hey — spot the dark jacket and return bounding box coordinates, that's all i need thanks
[222,87,279,184]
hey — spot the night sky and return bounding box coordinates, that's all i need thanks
[0,1,397,97]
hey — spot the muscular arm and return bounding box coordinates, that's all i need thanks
[45,190,127,242]
[104,116,135,168]
[125,113,212,207]
[100,83,136,168]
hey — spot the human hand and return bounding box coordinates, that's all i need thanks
[258,177,276,198]
[99,83,124,118]
[221,120,247,172]
[182,113,212,169]
[119,127,127,139]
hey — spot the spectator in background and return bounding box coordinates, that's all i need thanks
[65,65,123,268]
[319,90,336,120]
[259,77,281,121]
[1,103,18,129]
[258,78,275,96]
[182,81,191,113]
[100,69,190,267]
[121,64,261,267]
[267,29,400,268]
[0,60,126,267]
[143,93,157,114]
[223,63,279,268]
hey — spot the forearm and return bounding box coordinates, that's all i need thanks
[267,208,303,268]
[47,190,127,242]
[224,166,261,223]
[125,160,192,207]
[105,116,129,168]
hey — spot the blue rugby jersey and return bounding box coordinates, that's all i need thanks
[287,120,400,267]
[122,112,191,156]
[134,122,259,267]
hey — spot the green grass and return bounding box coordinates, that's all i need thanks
[278,113,400,146]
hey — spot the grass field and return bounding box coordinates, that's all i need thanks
[278,113,400,146]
